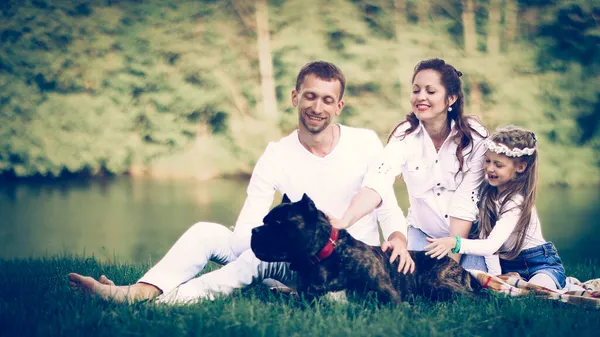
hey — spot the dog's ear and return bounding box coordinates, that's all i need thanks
[300,193,317,213]
[281,194,292,204]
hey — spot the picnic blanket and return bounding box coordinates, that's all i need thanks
[469,270,600,308]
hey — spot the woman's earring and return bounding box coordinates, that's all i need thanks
[448,107,453,112]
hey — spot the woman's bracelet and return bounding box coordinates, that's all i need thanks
[451,235,462,254]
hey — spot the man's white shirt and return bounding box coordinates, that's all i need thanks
[229,125,407,255]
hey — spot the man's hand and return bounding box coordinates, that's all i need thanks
[424,237,457,259]
[382,236,415,274]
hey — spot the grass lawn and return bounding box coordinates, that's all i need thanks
[1,256,599,337]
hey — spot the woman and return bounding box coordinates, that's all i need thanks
[333,58,500,275]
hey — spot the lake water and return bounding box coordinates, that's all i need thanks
[0,177,598,266]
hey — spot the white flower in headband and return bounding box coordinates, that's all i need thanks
[485,139,536,157]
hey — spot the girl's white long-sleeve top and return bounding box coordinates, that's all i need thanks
[459,195,546,257]
[230,125,408,256]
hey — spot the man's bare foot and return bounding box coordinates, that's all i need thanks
[99,275,115,286]
[68,273,160,303]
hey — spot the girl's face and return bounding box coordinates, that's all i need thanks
[410,69,456,124]
[483,150,526,192]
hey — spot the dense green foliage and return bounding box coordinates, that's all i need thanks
[536,1,599,146]
[0,0,598,185]
[0,256,599,336]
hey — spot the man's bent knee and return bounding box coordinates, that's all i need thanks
[186,222,233,242]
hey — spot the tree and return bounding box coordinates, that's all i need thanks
[504,0,518,50]
[461,0,482,116]
[461,0,477,55]
[394,0,405,38]
[536,1,600,146]
[394,0,405,84]
[416,0,430,24]
[254,0,278,120]
[0,0,595,185]
[487,0,501,54]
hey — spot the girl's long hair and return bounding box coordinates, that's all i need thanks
[388,58,486,173]
[478,125,538,259]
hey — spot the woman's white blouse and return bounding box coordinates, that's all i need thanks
[362,120,487,239]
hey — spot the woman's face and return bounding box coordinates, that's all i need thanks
[411,69,450,123]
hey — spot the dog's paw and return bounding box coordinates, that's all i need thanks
[323,290,348,304]
[269,286,299,297]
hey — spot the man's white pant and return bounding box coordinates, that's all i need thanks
[156,249,295,303]
[137,222,294,304]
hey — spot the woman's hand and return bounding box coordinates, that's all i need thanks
[331,187,382,230]
[382,234,415,274]
[424,237,457,259]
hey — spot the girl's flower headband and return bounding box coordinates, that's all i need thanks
[485,139,536,157]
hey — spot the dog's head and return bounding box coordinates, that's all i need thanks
[251,193,332,263]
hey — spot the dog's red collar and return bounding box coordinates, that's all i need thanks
[314,227,339,263]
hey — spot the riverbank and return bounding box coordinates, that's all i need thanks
[101,131,600,187]
[0,256,599,337]
[1,1,598,187]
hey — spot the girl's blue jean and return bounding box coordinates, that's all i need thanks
[499,242,566,289]
[407,226,488,272]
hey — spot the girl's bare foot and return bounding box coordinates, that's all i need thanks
[68,273,160,303]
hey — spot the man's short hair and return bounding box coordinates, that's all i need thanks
[295,61,346,100]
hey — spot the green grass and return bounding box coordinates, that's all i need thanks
[1,256,599,337]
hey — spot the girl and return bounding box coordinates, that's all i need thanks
[424,125,566,290]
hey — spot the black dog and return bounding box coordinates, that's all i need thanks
[251,194,482,303]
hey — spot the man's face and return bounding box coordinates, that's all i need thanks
[292,74,344,134]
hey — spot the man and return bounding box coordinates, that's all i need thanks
[69,61,414,303]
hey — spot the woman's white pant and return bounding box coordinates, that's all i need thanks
[137,222,293,304]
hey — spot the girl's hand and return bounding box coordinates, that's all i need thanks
[424,237,457,259]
